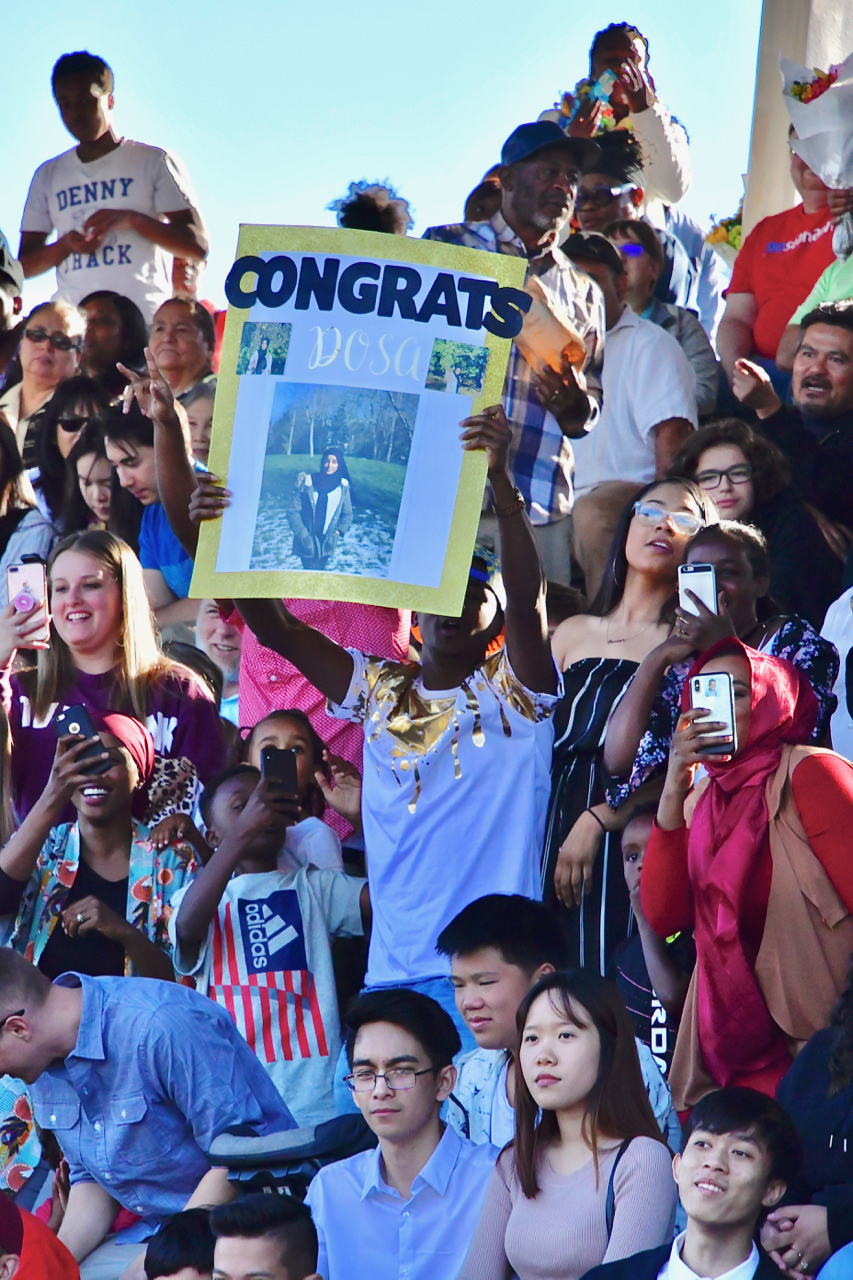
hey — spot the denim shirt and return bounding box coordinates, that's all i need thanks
[29,973,296,1234]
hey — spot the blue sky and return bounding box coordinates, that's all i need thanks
[2,0,763,312]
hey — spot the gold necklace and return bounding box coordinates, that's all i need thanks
[605,614,655,645]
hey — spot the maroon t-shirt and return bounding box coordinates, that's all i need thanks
[4,665,227,821]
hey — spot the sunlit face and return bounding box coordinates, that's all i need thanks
[349,1021,452,1142]
[50,549,122,658]
[693,444,754,521]
[789,133,829,202]
[20,307,81,386]
[71,732,137,825]
[187,398,214,464]
[451,946,538,1051]
[624,482,704,580]
[104,437,158,505]
[698,653,752,757]
[196,600,242,680]
[502,147,579,235]
[576,172,639,233]
[76,453,113,524]
[149,302,211,384]
[792,323,853,418]
[686,536,766,636]
[675,1127,784,1228]
[247,716,316,795]
[612,230,659,307]
[519,990,601,1113]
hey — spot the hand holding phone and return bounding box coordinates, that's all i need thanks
[678,563,718,618]
[7,560,50,648]
[689,673,737,756]
[51,705,112,776]
[260,746,300,795]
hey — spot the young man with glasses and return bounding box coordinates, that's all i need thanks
[305,989,497,1280]
[18,51,207,324]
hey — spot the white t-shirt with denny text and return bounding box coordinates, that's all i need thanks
[328,647,559,986]
[21,139,199,322]
[169,866,364,1126]
[573,305,698,495]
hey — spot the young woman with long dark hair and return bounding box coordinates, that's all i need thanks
[544,478,716,973]
[459,971,676,1279]
[27,374,112,526]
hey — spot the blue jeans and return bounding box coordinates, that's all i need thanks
[818,1243,853,1278]
[333,976,476,1115]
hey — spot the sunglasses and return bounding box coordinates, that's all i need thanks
[58,415,93,432]
[23,327,82,352]
[576,182,634,209]
[619,242,645,257]
[633,500,704,537]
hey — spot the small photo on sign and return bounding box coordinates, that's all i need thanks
[236,321,292,376]
[250,381,419,578]
[425,339,489,395]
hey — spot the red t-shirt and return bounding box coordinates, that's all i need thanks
[727,203,835,357]
[19,1208,79,1279]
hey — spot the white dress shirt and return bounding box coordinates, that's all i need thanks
[305,1124,498,1280]
[658,1230,760,1280]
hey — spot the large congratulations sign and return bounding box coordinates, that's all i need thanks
[190,226,527,613]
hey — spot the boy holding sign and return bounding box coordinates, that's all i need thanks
[196,405,558,1026]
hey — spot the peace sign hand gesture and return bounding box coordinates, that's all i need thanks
[118,346,179,429]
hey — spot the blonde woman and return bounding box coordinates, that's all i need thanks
[0,529,226,822]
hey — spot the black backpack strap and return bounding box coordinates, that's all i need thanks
[605,1139,632,1240]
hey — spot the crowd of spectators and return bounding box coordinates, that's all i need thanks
[2,30,853,1280]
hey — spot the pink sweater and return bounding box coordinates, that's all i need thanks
[458,1137,676,1280]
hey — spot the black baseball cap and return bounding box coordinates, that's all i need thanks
[561,230,625,276]
[500,121,600,171]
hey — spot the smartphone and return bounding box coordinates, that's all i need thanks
[678,563,718,618]
[6,559,50,647]
[51,704,111,776]
[689,673,737,756]
[260,746,299,794]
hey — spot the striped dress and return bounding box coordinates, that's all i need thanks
[542,658,638,975]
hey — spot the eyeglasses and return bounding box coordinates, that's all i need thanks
[58,415,93,432]
[23,327,82,352]
[695,464,753,490]
[633,500,704,537]
[619,242,645,258]
[344,1067,435,1093]
[0,1009,24,1032]
[576,183,634,209]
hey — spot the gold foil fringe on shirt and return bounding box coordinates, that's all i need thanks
[358,651,540,812]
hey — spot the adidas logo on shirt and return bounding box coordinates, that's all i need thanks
[238,890,308,972]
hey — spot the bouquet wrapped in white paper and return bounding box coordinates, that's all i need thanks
[781,52,853,259]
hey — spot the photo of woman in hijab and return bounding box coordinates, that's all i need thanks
[248,336,270,375]
[288,447,353,569]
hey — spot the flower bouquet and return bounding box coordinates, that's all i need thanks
[782,52,853,259]
[706,201,743,268]
[550,72,634,136]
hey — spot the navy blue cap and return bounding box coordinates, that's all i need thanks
[500,122,600,170]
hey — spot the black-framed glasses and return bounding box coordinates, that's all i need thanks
[576,182,634,209]
[344,1067,435,1093]
[633,500,704,537]
[23,327,82,352]
[619,242,645,258]
[695,464,753,490]
[58,415,92,432]
[0,1009,24,1032]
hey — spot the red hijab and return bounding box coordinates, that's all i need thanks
[680,638,818,1085]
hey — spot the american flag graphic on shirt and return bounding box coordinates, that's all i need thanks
[208,890,329,1062]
